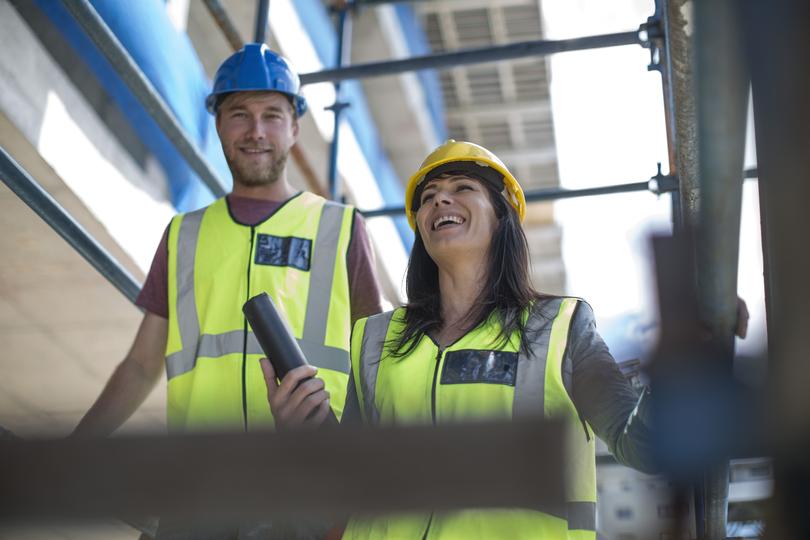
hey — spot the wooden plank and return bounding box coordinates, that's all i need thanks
[0,420,563,525]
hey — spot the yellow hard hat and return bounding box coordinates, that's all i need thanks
[405,140,526,231]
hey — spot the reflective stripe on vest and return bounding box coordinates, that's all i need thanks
[352,298,596,538]
[166,199,350,380]
[356,310,395,424]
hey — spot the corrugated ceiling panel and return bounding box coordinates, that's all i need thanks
[467,65,502,104]
[503,4,543,41]
[452,8,492,48]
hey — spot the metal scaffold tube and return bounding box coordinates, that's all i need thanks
[360,173,679,219]
[694,0,750,537]
[0,147,142,303]
[301,30,642,85]
[327,4,354,201]
[665,0,700,232]
[740,1,810,538]
[202,0,244,51]
[60,0,228,198]
[253,0,270,44]
[695,0,749,354]
[360,167,756,218]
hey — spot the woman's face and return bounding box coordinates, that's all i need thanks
[415,174,499,262]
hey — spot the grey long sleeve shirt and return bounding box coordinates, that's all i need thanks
[565,301,657,474]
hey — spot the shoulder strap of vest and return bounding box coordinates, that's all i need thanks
[512,297,579,419]
[356,309,397,424]
[301,200,349,346]
[166,205,210,380]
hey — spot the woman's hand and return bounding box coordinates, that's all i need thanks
[259,359,332,429]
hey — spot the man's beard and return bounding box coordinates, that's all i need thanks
[226,149,289,187]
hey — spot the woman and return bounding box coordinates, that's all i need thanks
[262,140,655,539]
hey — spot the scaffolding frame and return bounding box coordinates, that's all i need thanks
[0,1,768,537]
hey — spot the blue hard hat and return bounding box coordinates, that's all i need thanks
[206,43,307,117]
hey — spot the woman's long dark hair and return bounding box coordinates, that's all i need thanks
[391,179,549,356]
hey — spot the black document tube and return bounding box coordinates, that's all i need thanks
[243,292,337,425]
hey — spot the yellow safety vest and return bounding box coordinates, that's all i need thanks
[165,192,354,433]
[345,297,597,540]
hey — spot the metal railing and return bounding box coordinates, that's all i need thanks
[0,147,142,303]
[301,30,644,85]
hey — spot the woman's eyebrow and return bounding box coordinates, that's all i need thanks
[422,175,470,192]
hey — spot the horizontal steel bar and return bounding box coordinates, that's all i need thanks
[360,177,669,219]
[357,0,433,4]
[61,0,228,198]
[360,168,758,219]
[0,420,563,521]
[0,147,142,303]
[301,31,642,85]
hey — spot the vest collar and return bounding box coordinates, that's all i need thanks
[224,191,305,227]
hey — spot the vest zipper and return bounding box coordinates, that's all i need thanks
[242,226,257,431]
[430,347,443,425]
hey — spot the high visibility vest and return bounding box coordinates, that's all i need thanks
[165,192,355,433]
[345,297,597,540]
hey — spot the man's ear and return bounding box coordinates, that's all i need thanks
[291,118,300,142]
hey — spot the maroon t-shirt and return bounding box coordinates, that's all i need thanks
[135,194,383,323]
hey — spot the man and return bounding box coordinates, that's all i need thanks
[73,43,382,437]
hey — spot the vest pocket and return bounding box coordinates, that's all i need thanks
[440,350,518,386]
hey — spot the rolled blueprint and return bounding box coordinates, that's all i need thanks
[243,292,337,425]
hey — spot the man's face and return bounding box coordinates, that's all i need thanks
[216,91,299,187]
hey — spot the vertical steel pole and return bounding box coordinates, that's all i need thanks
[694,1,749,356]
[651,4,703,531]
[0,147,142,303]
[740,1,810,538]
[254,0,270,43]
[648,0,684,234]
[694,1,750,539]
[665,0,699,232]
[327,3,353,201]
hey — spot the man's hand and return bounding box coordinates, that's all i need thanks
[260,359,331,429]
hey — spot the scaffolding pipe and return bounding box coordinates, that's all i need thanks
[657,2,711,533]
[666,0,700,231]
[360,176,678,219]
[356,0,432,4]
[0,147,142,303]
[202,0,245,51]
[253,0,270,43]
[695,0,749,352]
[327,4,353,201]
[300,30,642,85]
[741,1,810,537]
[694,0,750,537]
[60,0,228,198]
[645,0,683,233]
